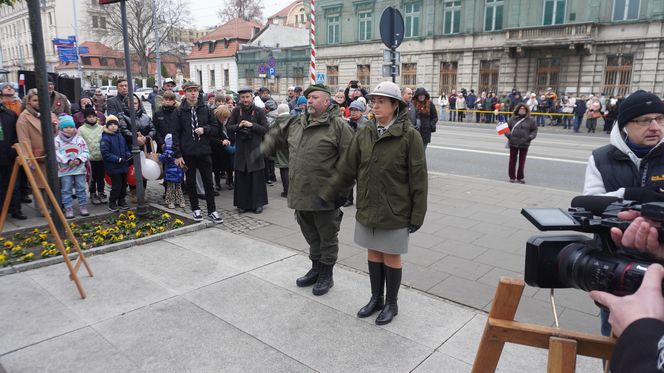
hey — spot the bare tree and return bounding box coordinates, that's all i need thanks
[217,0,264,24]
[97,0,189,78]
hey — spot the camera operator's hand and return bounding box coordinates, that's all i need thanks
[611,213,664,260]
[624,186,664,203]
[590,264,664,337]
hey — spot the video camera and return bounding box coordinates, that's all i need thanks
[522,196,664,296]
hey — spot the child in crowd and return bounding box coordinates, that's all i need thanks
[54,115,90,218]
[159,134,185,209]
[77,106,107,205]
[100,115,131,212]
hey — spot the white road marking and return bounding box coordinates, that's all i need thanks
[427,145,588,165]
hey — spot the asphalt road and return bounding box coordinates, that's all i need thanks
[427,123,612,192]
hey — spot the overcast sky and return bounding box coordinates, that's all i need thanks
[187,0,296,29]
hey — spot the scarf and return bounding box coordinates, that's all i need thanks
[25,104,40,118]
[626,139,656,159]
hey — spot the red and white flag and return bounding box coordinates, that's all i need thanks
[496,122,509,135]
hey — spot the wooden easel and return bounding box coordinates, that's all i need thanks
[0,142,93,299]
[471,277,616,373]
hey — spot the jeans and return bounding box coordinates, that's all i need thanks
[439,107,446,121]
[60,174,87,208]
[573,115,583,132]
[536,114,545,126]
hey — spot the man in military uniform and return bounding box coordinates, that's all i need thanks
[262,84,354,295]
[48,76,71,116]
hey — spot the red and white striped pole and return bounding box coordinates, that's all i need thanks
[309,0,316,84]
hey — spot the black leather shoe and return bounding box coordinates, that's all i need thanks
[254,206,263,213]
[296,260,319,287]
[21,196,32,204]
[312,263,334,296]
[357,295,384,318]
[11,211,27,220]
[375,302,398,325]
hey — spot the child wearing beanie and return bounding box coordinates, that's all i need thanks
[54,114,90,218]
[100,115,131,212]
[78,106,107,205]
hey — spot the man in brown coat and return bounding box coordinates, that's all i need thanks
[47,76,71,116]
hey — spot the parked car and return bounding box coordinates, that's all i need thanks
[81,88,97,98]
[99,85,117,97]
[135,87,153,101]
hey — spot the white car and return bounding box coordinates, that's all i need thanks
[99,86,117,97]
[135,87,154,101]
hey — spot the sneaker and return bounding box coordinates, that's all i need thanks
[80,206,90,217]
[208,211,223,224]
[179,203,187,208]
[280,191,288,198]
[192,209,203,221]
[118,199,130,210]
[108,201,119,212]
[64,207,74,219]
[91,193,102,205]
[266,180,274,186]
[99,193,108,203]
[167,203,175,209]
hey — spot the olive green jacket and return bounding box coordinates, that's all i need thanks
[322,111,428,229]
[264,114,291,168]
[262,105,353,211]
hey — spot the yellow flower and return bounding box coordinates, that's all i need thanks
[40,249,48,257]
[32,228,40,234]
[48,249,57,256]
[135,230,142,238]
[161,212,171,219]
[174,219,184,226]
[0,254,5,264]
[80,242,87,249]
[65,246,70,254]
[39,233,48,241]
[69,223,77,229]
[3,241,13,249]
[11,245,22,253]
[158,226,166,233]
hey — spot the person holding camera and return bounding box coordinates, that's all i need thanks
[227,86,269,214]
[583,90,664,338]
[260,83,354,296]
[319,81,427,325]
[344,80,368,107]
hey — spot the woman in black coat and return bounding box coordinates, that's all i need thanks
[409,87,438,149]
[226,90,269,213]
[504,103,538,183]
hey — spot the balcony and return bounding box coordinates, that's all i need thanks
[504,22,596,48]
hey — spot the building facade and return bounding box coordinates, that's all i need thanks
[314,0,664,97]
[0,0,107,79]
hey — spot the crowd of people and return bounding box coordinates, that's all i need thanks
[436,87,622,134]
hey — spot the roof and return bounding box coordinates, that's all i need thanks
[186,40,241,60]
[195,18,263,42]
[79,41,124,58]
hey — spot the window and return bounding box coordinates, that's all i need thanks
[198,70,203,87]
[327,15,340,44]
[602,54,633,97]
[209,69,215,88]
[115,58,124,67]
[244,68,253,87]
[444,1,461,34]
[478,60,499,94]
[613,0,640,21]
[100,16,107,29]
[543,0,565,25]
[358,11,372,41]
[484,0,503,31]
[327,66,339,88]
[224,69,229,88]
[536,58,560,94]
[438,61,458,95]
[402,63,417,87]
[404,3,420,38]
[293,66,304,87]
[81,56,91,65]
[357,64,370,87]
[92,16,98,28]
[100,57,108,66]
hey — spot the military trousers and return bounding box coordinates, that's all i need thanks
[295,209,343,266]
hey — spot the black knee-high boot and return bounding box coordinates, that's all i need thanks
[357,261,384,318]
[376,265,401,325]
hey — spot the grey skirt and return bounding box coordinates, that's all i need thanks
[354,221,409,254]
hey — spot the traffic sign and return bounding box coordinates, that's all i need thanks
[258,64,268,74]
[78,46,89,54]
[383,49,400,63]
[316,72,326,84]
[268,67,276,77]
[267,56,277,68]
[379,7,404,49]
[382,64,399,77]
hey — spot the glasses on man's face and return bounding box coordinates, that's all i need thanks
[630,115,664,127]
[2,94,14,97]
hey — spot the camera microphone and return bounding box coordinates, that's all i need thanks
[570,195,623,216]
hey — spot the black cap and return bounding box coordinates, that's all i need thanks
[47,75,54,83]
[294,86,303,93]
[258,86,270,93]
[617,90,664,131]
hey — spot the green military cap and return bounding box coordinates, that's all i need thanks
[182,81,200,90]
[303,83,331,97]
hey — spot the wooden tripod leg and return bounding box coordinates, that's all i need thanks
[15,143,87,299]
[547,337,577,373]
[471,277,525,373]
[0,160,20,233]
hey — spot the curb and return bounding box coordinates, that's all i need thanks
[0,204,213,276]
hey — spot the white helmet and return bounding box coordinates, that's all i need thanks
[367,81,405,104]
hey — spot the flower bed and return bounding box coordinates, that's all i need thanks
[0,208,193,268]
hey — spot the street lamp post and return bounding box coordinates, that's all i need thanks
[152,0,162,86]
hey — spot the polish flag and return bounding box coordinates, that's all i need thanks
[496,122,510,135]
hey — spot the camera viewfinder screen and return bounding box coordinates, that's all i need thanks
[521,208,580,230]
